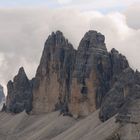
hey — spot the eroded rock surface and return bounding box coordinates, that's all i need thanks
[100,64,140,122]
[69,31,111,117]
[6,67,32,113]
[32,31,76,114]
[100,68,135,121]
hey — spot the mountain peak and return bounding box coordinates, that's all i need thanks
[13,67,28,83]
[49,30,64,39]
[78,30,106,50]
[83,30,105,42]
[55,30,63,36]
[18,67,26,75]
[45,31,71,49]
[111,48,119,54]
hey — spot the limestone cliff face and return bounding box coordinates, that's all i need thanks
[98,48,130,121]
[6,67,32,113]
[32,31,76,114]
[99,68,135,121]
[69,31,111,117]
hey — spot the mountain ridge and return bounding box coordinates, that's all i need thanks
[5,30,140,123]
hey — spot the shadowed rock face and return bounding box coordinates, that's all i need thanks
[0,85,5,103]
[6,67,32,113]
[99,66,140,122]
[109,48,129,85]
[99,68,135,121]
[114,71,140,124]
[98,48,130,121]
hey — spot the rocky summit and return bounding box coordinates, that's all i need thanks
[2,30,140,140]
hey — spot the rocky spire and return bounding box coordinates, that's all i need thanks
[110,48,129,84]
[69,31,111,117]
[45,31,70,48]
[32,31,76,114]
[6,67,32,113]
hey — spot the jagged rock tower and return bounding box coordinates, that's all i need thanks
[6,67,33,113]
[32,31,76,114]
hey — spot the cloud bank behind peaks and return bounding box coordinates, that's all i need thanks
[124,3,140,29]
[0,6,140,94]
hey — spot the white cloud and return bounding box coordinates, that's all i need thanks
[57,0,72,4]
[124,3,140,29]
[0,6,139,95]
[53,0,140,12]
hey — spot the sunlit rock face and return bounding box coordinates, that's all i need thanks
[32,31,76,114]
[69,31,112,117]
[6,67,33,113]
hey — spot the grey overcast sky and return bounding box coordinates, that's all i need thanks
[0,0,140,94]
